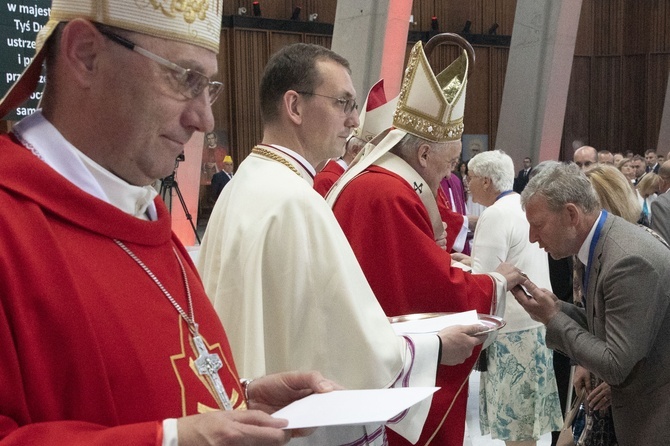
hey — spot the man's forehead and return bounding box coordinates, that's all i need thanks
[316,59,356,97]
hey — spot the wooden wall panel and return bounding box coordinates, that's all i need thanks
[495,0,517,36]
[575,0,594,56]
[489,47,509,149]
[231,30,269,162]
[622,0,649,55]
[464,46,490,137]
[647,54,670,150]
[435,0,470,34]
[269,32,302,55]
[410,0,433,34]
[213,29,233,147]
[590,57,622,151]
[621,55,647,150]
[593,0,622,55]
[649,0,670,53]
[222,0,334,23]
[303,34,332,48]
[563,57,591,159]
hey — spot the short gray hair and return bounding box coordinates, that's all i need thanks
[521,162,600,213]
[467,150,514,192]
[391,133,443,160]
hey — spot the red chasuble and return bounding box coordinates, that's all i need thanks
[0,134,243,445]
[313,159,345,197]
[333,165,494,446]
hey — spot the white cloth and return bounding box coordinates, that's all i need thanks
[198,147,439,445]
[470,194,549,333]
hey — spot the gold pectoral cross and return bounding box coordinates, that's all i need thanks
[192,334,233,411]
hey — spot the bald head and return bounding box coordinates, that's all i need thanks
[574,146,597,171]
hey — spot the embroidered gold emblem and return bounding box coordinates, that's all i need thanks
[149,0,210,24]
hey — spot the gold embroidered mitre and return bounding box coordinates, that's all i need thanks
[393,40,469,142]
[0,0,223,118]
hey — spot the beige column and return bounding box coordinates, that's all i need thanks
[331,0,413,101]
[495,0,582,167]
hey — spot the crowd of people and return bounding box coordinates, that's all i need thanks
[0,2,668,446]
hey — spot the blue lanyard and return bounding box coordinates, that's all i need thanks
[495,190,514,201]
[583,210,608,293]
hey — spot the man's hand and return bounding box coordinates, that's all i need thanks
[436,223,447,251]
[177,410,290,445]
[246,371,341,414]
[510,277,560,325]
[450,252,471,267]
[437,324,486,366]
[494,262,526,291]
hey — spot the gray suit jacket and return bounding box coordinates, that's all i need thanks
[546,213,670,446]
[651,191,670,243]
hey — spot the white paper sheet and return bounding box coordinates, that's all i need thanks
[271,387,439,429]
[391,309,479,335]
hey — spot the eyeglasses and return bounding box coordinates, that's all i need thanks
[98,29,223,105]
[296,91,358,115]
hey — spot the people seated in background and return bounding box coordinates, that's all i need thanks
[0,2,337,444]
[617,157,637,184]
[637,172,661,227]
[586,164,642,224]
[645,149,660,173]
[597,149,614,164]
[573,145,598,171]
[467,150,562,446]
[613,152,624,165]
[631,154,647,185]
[651,160,670,243]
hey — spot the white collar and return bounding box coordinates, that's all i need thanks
[268,144,316,177]
[577,211,603,266]
[12,111,158,220]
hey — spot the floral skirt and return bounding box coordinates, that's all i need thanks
[479,326,563,441]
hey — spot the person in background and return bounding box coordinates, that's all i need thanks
[597,150,614,165]
[468,151,562,446]
[617,158,637,185]
[0,1,336,444]
[573,145,598,171]
[513,156,533,193]
[631,154,647,185]
[636,172,661,227]
[211,155,234,200]
[613,152,624,165]
[645,149,660,174]
[651,160,670,242]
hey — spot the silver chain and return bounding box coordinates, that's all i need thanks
[114,239,197,333]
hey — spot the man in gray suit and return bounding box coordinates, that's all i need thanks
[512,162,670,446]
[651,160,670,242]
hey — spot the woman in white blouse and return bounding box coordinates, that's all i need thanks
[468,150,562,446]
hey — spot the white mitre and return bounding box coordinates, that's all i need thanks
[0,0,224,118]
